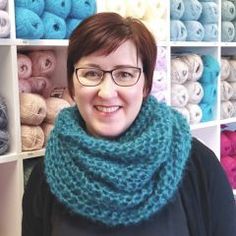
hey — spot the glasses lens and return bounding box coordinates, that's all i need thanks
[112,67,140,86]
[76,68,103,86]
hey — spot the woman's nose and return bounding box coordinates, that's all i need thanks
[97,73,118,99]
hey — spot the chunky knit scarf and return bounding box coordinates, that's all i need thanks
[45,96,192,226]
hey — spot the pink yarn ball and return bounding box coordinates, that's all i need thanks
[28,50,56,77]
[221,156,236,188]
[223,130,236,156]
[19,79,32,93]
[45,97,70,124]
[17,53,32,79]
[27,76,52,98]
[221,132,232,157]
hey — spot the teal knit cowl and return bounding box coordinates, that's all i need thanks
[45,96,192,226]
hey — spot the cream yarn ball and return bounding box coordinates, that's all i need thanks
[45,97,70,124]
[20,93,47,125]
[21,125,44,151]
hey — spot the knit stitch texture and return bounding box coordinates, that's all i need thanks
[44,96,192,226]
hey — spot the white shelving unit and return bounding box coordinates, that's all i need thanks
[0,1,235,235]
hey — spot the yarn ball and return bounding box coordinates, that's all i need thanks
[222,1,236,21]
[180,54,204,81]
[21,125,44,151]
[41,11,66,39]
[201,83,217,105]
[202,24,218,42]
[45,0,72,19]
[221,58,231,81]
[183,20,205,41]
[221,81,233,101]
[199,102,214,122]
[28,50,56,77]
[15,0,45,16]
[20,93,47,126]
[27,76,52,98]
[199,54,220,84]
[0,0,7,10]
[0,129,9,155]
[170,0,185,20]
[228,59,236,82]
[15,7,44,39]
[17,53,32,79]
[221,21,235,42]
[223,130,236,156]
[221,156,236,188]
[0,95,8,130]
[199,2,218,24]
[41,122,54,144]
[171,57,189,84]
[0,10,10,38]
[171,84,189,107]
[185,103,202,124]
[184,81,204,104]
[70,0,96,19]
[221,101,234,119]
[45,97,70,124]
[181,0,202,21]
[221,131,232,157]
[66,18,82,38]
[19,79,32,93]
[170,20,187,41]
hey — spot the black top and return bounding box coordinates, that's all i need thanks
[22,138,236,236]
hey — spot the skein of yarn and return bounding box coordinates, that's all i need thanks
[0,129,9,155]
[171,57,189,84]
[222,0,236,21]
[184,81,204,104]
[20,93,47,126]
[15,7,44,39]
[45,97,70,124]
[0,0,7,10]
[221,131,232,157]
[170,20,187,41]
[186,103,203,124]
[17,53,32,79]
[221,21,235,42]
[0,96,8,130]
[70,0,96,19]
[183,20,205,41]
[199,102,214,122]
[0,10,10,38]
[18,79,32,93]
[21,125,44,151]
[170,0,185,20]
[41,11,66,39]
[199,2,218,24]
[28,50,56,77]
[221,58,231,81]
[171,84,189,107]
[45,0,72,19]
[181,0,202,21]
[15,0,45,16]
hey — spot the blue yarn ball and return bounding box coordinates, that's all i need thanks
[66,18,82,38]
[15,7,44,39]
[183,20,205,41]
[170,20,187,41]
[15,0,45,16]
[222,1,236,21]
[170,0,185,20]
[45,0,72,19]
[202,24,218,41]
[181,0,202,21]
[200,103,214,122]
[201,83,217,105]
[222,21,235,42]
[70,0,97,19]
[41,11,66,39]
[199,2,218,24]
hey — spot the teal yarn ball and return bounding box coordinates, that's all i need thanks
[70,0,97,19]
[170,20,187,41]
[45,0,72,19]
[15,7,44,39]
[41,11,66,39]
[15,0,45,16]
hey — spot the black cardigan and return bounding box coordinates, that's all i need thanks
[22,138,236,236]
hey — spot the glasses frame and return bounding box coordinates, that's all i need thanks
[74,66,142,87]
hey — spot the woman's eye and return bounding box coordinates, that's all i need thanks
[84,71,100,78]
[117,71,132,79]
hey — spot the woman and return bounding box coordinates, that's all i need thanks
[22,12,236,236]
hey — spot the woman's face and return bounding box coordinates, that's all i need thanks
[73,40,146,138]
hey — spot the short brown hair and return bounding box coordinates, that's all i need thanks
[67,12,157,97]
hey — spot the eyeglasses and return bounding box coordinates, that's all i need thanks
[74,67,142,87]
